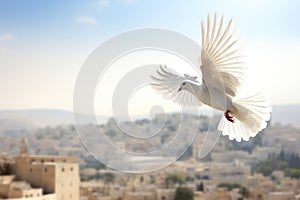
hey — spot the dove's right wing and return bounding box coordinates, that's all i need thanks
[150,65,202,107]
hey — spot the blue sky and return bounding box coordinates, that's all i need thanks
[0,0,300,112]
[1,0,299,43]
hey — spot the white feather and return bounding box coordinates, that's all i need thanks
[150,65,202,107]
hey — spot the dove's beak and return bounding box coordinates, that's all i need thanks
[178,87,182,92]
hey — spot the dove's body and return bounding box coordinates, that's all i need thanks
[150,13,272,142]
[184,81,234,112]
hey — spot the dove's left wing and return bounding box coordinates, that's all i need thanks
[200,13,246,97]
[150,65,202,107]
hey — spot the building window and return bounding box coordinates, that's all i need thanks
[51,159,54,162]
[70,167,73,171]
[62,167,65,172]
[41,159,44,163]
[44,168,48,173]
[70,194,72,199]
[30,168,32,173]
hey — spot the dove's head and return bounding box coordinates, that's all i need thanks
[178,80,200,97]
[178,81,192,92]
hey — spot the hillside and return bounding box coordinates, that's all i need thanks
[0,109,108,130]
[0,111,299,169]
[271,104,300,127]
[0,104,298,135]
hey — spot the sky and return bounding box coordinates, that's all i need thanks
[0,0,300,116]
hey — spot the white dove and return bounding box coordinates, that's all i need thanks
[150,13,272,142]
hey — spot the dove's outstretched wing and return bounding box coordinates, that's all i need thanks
[200,13,246,97]
[150,65,202,107]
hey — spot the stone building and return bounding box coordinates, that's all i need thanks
[0,139,80,200]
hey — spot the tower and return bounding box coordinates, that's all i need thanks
[20,138,28,157]
[14,139,80,200]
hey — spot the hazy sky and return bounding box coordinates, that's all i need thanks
[0,0,300,115]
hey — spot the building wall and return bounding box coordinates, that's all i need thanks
[8,188,42,199]
[124,191,156,200]
[28,164,56,194]
[0,184,10,198]
[29,156,78,164]
[0,175,14,198]
[267,192,295,200]
[280,178,299,191]
[14,155,79,200]
[0,175,15,184]
[14,157,57,194]
[156,189,175,200]
[55,163,80,200]
[2,193,56,200]
[14,157,31,182]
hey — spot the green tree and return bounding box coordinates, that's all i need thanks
[165,174,183,188]
[0,153,14,175]
[0,162,11,175]
[174,187,194,200]
[101,172,114,195]
[218,183,249,198]
[101,172,115,183]
[285,168,300,179]
[218,182,242,191]
[196,182,204,192]
[279,149,285,160]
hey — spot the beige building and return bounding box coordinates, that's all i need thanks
[0,139,80,200]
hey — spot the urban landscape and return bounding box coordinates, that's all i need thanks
[0,112,300,200]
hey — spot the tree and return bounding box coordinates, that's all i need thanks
[196,182,204,192]
[218,183,242,191]
[279,149,285,160]
[255,151,300,177]
[165,174,183,188]
[174,187,194,200]
[0,153,14,175]
[218,183,249,198]
[102,172,115,183]
[0,162,11,175]
[101,172,115,195]
[178,146,193,161]
[285,168,300,179]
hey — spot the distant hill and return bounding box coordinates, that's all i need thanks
[271,104,300,127]
[0,118,36,134]
[0,109,109,134]
[0,104,298,134]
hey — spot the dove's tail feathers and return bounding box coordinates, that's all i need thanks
[217,94,272,142]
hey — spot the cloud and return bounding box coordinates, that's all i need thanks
[75,17,97,24]
[120,0,137,4]
[99,0,110,6]
[0,34,15,41]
